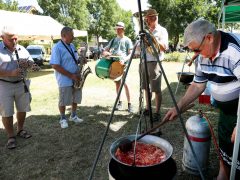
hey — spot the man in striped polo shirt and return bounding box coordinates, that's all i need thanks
[163,19,240,179]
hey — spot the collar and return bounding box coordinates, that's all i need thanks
[2,42,21,51]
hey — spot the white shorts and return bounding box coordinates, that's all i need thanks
[0,80,31,117]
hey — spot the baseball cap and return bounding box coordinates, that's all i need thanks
[115,22,125,29]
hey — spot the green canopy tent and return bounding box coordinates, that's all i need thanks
[218,0,240,29]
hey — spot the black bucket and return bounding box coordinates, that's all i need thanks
[176,72,194,85]
[108,158,177,179]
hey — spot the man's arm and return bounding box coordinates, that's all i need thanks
[163,82,206,121]
[0,68,22,77]
[51,64,80,81]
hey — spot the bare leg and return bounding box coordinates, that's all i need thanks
[144,90,152,110]
[217,160,229,180]
[16,112,26,132]
[2,116,14,138]
[59,106,66,115]
[115,81,121,101]
[155,91,162,114]
[124,83,130,103]
[72,102,77,112]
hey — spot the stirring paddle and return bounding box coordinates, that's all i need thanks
[119,103,195,153]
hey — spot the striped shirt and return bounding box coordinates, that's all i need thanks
[194,31,240,102]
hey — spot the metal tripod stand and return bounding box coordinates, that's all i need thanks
[88,0,205,179]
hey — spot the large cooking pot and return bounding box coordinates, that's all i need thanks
[177,72,194,84]
[110,135,176,179]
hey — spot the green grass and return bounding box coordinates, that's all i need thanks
[0,60,219,180]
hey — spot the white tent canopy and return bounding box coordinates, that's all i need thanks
[0,10,88,40]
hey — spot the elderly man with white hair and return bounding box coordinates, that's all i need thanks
[0,26,33,149]
[163,19,240,179]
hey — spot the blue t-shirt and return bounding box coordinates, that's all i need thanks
[50,40,79,87]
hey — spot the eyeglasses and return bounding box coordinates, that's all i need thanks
[192,36,206,53]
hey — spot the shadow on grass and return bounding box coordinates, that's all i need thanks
[0,84,219,180]
[0,105,140,180]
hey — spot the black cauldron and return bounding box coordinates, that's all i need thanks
[109,135,176,179]
[176,72,194,84]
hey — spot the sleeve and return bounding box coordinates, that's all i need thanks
[50,44,61,65]
[128,38,133,50]
[158,27,168,49]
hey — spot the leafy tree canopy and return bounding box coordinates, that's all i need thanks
[38,0,89,30]
[87,0,135,45]
[148,0,222,47]
[0,0,18,11]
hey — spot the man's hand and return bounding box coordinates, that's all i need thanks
[71,73,81,82]
[162,107,178,122]
[11,68,23,77]
[162,103,195,122]
[102,51,111,57]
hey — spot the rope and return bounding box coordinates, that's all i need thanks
[201,110,229,180]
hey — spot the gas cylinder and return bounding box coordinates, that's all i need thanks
[182,112,211,175]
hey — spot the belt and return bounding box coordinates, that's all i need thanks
[0,79,22,83]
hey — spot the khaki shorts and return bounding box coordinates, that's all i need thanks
[59,86,82,106]
[0,80,31,117]
[139,62,162,92]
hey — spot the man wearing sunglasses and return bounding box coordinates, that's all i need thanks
[163,19,240,179]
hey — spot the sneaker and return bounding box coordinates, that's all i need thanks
[69,115,83,123]
[115,101,123,111]
[153,113,161,122]
[128,103,133,113]
[59,119,68,128]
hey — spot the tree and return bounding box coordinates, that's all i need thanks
[0,0,18,11]
[87,0,134,47]
[148,0,221,48]
[38,0,89,30]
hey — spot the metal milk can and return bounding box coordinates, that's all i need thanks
[182,112,211,175]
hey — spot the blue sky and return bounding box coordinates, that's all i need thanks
[16,0,150,14]
[117,0,150,13]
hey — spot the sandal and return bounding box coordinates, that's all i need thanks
[6,136,16,149]
[17,130,32,139]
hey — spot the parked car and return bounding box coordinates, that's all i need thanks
[78,47,92,59]
[26,45,46,65]
[89,46,101,60]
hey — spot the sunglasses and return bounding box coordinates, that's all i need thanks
[192,36,206,53]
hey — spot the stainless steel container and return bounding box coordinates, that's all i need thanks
[182,114,211,175]
[109,135,176,179]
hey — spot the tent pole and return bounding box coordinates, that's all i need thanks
[222,5,225,30]
[230,95,240,180]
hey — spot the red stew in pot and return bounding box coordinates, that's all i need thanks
[115,142,166,166]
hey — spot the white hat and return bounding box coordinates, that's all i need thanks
[115,22,125,29]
